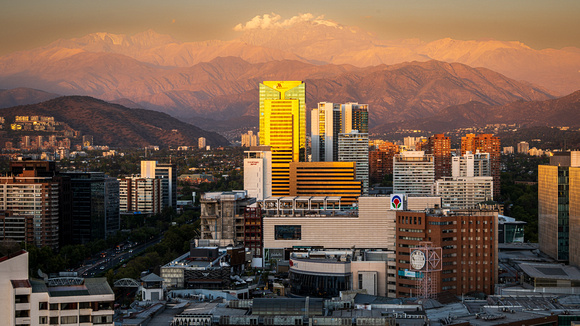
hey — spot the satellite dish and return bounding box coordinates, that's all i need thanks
[38,269,48,281]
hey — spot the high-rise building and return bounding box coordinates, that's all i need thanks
[517,141,530,154]
[311,102,341,162]
[461,134,501,197]
[119,177,162,214]
[395,208,498,297]
[369,141,399,184]
[426,134,452,180]
[434,176,493,209]
[393,151,435,195]
[244,146,272,201]
[60,172,119,244]
[451,152,491,177]
[289,161,362,206]
[0,160,69,250]
[341,102,369,134]
[538,151,580,265]
[141,161,177,209]
[338,131,369,193]
[241,130,258,147]
[259,81,306,196]
[198,137,206,149]
[311,102,369,163]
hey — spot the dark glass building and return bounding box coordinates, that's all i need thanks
[61,172,119,244]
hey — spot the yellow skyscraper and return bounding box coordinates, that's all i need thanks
[259,81,306,196]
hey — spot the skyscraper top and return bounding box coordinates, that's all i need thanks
[261,81,304,98]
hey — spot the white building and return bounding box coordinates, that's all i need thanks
[452,152,491,177]
[198,137,207,149]
[311,102,340,162]
[0,250,115,326]
[517,141,530,154]
[434,176,493,209]
[141,161,177,208]
[243,146,272,201]
[393,151,434,195]
[338,131,369,194]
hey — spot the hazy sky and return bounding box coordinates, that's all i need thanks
[1,0,579,56]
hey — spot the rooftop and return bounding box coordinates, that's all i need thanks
[519,263,580,281]
[30,277,113,296]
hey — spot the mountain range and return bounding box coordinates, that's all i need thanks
[0,96,228,148]
[374,90,580,133]
[0,20,578,131]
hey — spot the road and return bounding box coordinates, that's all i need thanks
[75,237,162,277]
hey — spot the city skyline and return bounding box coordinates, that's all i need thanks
[2,1,580,56]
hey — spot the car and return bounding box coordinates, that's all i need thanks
[100,266,105,270]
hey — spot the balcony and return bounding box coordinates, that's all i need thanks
[15,317,31,325]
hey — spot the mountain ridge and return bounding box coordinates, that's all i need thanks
[0,96,229,148]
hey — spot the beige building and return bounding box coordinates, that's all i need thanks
[539,151,580,266]
[0,250,114,326]
[263,196,397,251]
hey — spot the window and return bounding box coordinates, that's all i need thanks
[15,295,29,303]
[39,302,48,310]
[39,316,48,324]
[49,303,59,310]
[61,316,78,324]
[274,225,301,240]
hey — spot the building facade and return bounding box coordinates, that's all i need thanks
[0,161,63,249]
[369,141,399,184]
[517,141,530,154]
[60,172,120,244]
[259,81,306,196]
[461,134,501,197]
[426,134,452,180]
[393,151,435,195]
[338,131,369,194]
[433,177,493,209]
[199,191,255,246]
[289,161,362,206]
[0,250,115,326]
[141,161,177,209]
[451,152,491,177]
[395,208,498,297]
[243,146,272,201]
[538,151,580,265]
[311,102,369,163]
[198,137,207,149]
[119,176,162,214]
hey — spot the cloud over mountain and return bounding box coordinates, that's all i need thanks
[233,13,339,31]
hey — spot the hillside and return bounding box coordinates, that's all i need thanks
[373,91,580,133]
[0,96,229,148]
